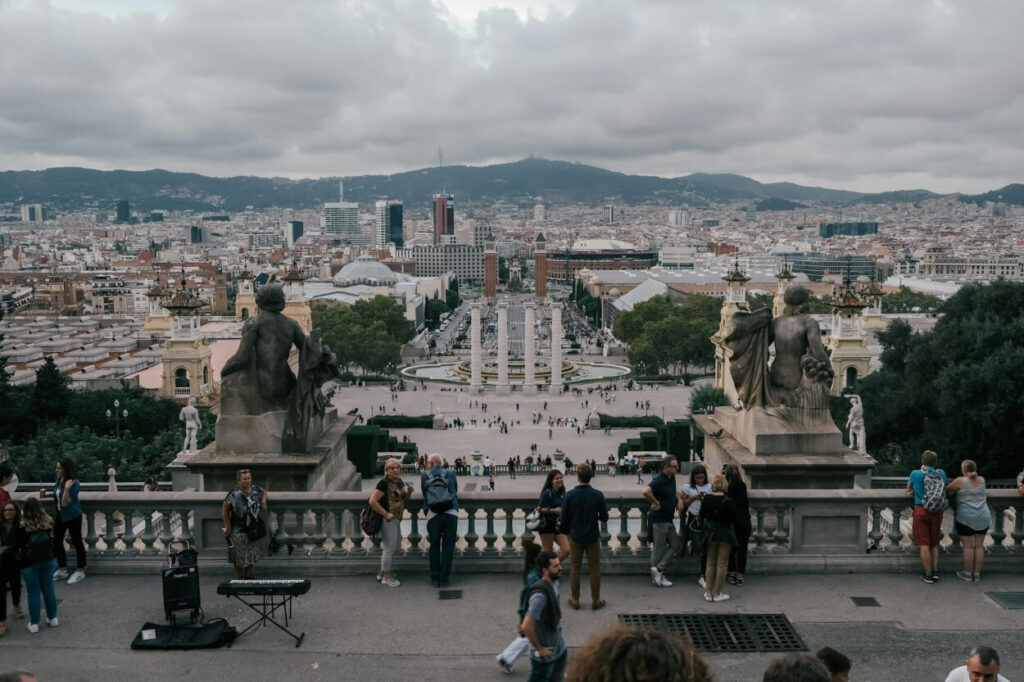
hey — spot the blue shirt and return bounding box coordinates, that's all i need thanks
[54,478,82,522]
[907,467,948,507]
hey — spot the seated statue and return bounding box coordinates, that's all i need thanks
[724,286,834,422]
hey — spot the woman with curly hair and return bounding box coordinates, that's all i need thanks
[537,470,570,561]
[12,497,59,634]
[566,623,715,682]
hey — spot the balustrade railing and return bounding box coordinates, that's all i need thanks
[10,489,1021,575]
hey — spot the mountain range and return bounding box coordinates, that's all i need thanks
[0,157,1015,214]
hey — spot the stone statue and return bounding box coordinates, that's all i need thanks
[179,396,200,454]
[219,283,338,452]
[586,407,601,429]
[846,395,866,454]
[724,286,834,420]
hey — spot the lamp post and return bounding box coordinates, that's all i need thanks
[106,399,128,438]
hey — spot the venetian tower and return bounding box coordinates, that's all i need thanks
[826,277,870,396]
[282,261,313,334]
[235,268,257,321]
[534,233,548,299]
[143,281,171,332]
[160,274,214,405]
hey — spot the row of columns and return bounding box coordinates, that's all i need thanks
[469,299,563,394]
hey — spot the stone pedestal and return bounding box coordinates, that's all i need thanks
[693,408,874,490]
[523,301,537,394]
[496,301,510,395]
[181,412,361,492]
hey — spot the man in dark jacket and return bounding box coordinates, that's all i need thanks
[559,463,608,610]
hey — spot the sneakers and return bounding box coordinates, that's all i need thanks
[658,575,673,587]
[381,576,401,587]
[713,594,731,602]
[27,623,39,634]
[930,573,940,583]
[497,656,513,674]
[567,597,580,609]
[973,572,982,582]
[46,617,59,627]
[703,592,713,602]
[920,573,934,584]
[650,566,662,586]
[53,568,69,581]
[68,571,86,585]
[956,570,973,582]
[592,599,607,611]
[698,576,706,589]
[376,572,383,582]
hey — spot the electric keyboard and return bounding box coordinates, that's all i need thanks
[217,578,311,597]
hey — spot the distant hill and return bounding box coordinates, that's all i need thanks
[0,158,1002,213]
[960,184,1024,206]
[755,197,807,211]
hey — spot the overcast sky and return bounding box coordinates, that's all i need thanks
[1,0,1021,194]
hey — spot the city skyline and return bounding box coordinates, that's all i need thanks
[2,0,1022,194]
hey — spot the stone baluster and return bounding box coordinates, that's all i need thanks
[407,511,423,555]
[988,502,1008,552]
[637,509,649,548]
[1011,503,1024,548]
[158,510,175,551]
[868,506,884,551]
[946,514,960,552]
[616,503,632,551]
[140,511,159,554]
[885,507,905,550]
[102,510,119,554]
[348,508,367,556]
[772,506,788,547]
[178,509,192,543]
[753,509,768,548]
[309,509,328,555]
[465,507,480,555]
[501,506,517,552]
[121,509,140,556]
[81,510,100,554]
[328,509,346,555]
[483,507,498,554]
[600,518,611,549]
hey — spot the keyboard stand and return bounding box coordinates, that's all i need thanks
[224,591,305,648]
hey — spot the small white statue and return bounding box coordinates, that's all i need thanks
[179,396,200,454]
[846,395,866,455]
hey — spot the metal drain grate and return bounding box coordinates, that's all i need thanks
[618,613,805,653]
[851,597,880,607]
[986,592,1024,610]
[438,589,463,600]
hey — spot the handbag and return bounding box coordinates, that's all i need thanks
[245,515,267,542]
[525,509,542,531]
[360,503,383,536]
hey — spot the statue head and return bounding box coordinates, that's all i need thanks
[188,396,196,407]
[256,284,286,313]
[782,285,811,315]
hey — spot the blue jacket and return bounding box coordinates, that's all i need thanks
[420,466,459,514]
[559,484,608,545]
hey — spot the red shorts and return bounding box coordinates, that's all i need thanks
[912,506,943,547]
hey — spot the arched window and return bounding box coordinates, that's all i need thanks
[844,366,858,389]
[203,366,209,385]
[175,367,189,389]
[241,307,249,320]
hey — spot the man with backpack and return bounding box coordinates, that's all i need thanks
[521,551,566,682]
[421,453,459,588]
[906,449,949,583]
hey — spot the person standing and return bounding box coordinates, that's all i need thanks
[946,459,992,582]
[643,456,682,588]
[421,453,459,588]
[681,465,712,585]
[369,458,413,587]
[537,471,570,561]
[699,474,737,602]
[559,463,608,610]
[42,459,86,585]
[521,551,566,682]
[1,501,27,636]
[11,498,59,634]
[221,469,268,579]
[508,457,517,479]
[725,464,751,586]
[906,449,948,583]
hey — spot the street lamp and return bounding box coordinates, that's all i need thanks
[106,399,128,438]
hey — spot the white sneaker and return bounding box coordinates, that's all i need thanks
[46,617,59,627]
[53,568,69,581]
[650,567,662,586]
[27,623,39,633]
[703,592,713,602]
[381,576,401,587]
[658,575,673,587]
[713,594,730,602]
[698,576,706,589]
[68,571,86,585]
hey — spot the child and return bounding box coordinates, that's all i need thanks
[496,539,542,673]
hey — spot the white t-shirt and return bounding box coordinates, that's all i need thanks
[944,664,1009,682]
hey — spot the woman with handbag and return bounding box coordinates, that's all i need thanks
[680,465,712,584]
[370,458,413,587]
[725,464,751,586]
[12,497,59,633]
[1,500,28,636]
[537,471,570,561]
[221,468,268,579]
[699,474,738,603]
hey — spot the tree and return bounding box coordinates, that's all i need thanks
[688,385,729,415]
[424,297,449,330]
[33,357,72,424]
[882,286,943,314]
[312,296,413,376]
[613,295,719,378]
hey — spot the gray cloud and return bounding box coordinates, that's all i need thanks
[0,0,1022,193]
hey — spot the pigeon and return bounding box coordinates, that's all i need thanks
[708,429,724,439]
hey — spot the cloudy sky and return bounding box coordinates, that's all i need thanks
[1,0,1021,193]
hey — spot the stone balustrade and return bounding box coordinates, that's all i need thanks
[15,489,1023,577]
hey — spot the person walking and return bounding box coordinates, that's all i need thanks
[496,539,543,674]
[537,471,570,561]
[946,459,992,582]
[41,459,86,585]
[699,474,737,602]
[369,458,413,587]
[1,500,27,636]
[421,453,459,587]
[221,468,268,579]
[521,551,566,682]
[11,498,59,634]
[725,464,751,586]
[643,456,683,588]
[559,463,608,610]
[906,449,948,583]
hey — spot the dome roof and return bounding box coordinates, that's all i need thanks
[333,256,398,286]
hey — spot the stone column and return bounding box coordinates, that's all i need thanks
[550,302,563,393]
[496,300,510,394]
[523,301,537,394]
[470,302,482,393]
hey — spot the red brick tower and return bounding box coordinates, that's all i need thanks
[484,236,497,300]
[534,233,547,299]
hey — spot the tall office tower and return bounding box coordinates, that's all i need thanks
[20,204,46,222]
[533,202,546,222]
[287,220,304,247]
[605,204,615,224]
[115,200,130,224]
[190,225,204,244]
[669,209,688,226]
[375,200,404,248]
[325,188,360,242]
[433,193,455,245]
[534,233,548,299]
[746,205,757,223]
[484,235,497,300]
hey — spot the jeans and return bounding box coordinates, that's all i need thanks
[649,521,681,574]
[569,540,601,601]
[527,650,567,682]
[427,513,457,583]
[21,558,58,625]
[499,635,531,667]
[54,513,87,571]
[379,519,401,573]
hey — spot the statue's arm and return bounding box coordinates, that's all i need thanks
[803,319,830,362]
[222,320,258,376]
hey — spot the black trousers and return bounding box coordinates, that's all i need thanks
[54,513,87,570]
[0,551,21,620]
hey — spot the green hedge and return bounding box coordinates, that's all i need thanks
[599,414,664,428]
[367,414,435,428]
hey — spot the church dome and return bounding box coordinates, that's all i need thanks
[333,256,398,287]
